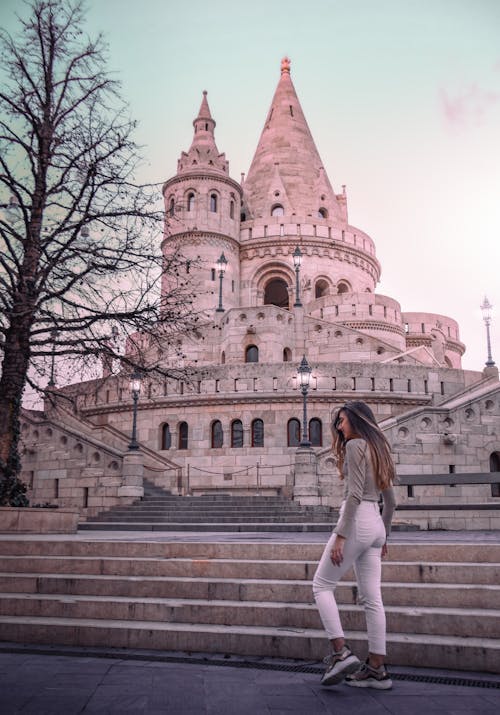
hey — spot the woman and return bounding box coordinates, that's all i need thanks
[312,401,396,690]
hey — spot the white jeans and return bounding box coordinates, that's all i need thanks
[312,500,387,655]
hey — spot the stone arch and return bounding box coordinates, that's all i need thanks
[185,189,196,212]
[264,278,289,308]
[208,189,221,213]
[160,423,171,450]
[337,280,351,294]
[315,277,331,298]
[211,420,223,449]
[254,263,294,310]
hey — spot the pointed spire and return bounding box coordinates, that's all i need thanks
[243,58,341,220]
[195,90,214,124]
[177,91,228,175]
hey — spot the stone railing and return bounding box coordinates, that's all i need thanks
[394,472,500,530]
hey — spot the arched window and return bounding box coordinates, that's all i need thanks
[178,421,188,450]
[490,452,500,497]
[210,193,217,212]
[309,418,322,447]
[161,423,171,450]
[264,278,289,309]
[230,200,234,219]
[245,345,259,363]
[271,204,284,216]
[169,197,175,216]
[187,192,195,211]
[283,347,292,362]
[287,418,301,447]
[315,279,329,298]
[211,420,223,448]
[251,419,264,447]
[231,419,243,448]
[337,281,350,294]
[221,350,226,364]
[317,207,328,219]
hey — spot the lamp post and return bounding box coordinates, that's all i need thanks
[293,245,302,307]
[47,328,58,387]
[297,354,312,447]
[215,252,228,312]
[480,296,496,367]
[128,369,143,450]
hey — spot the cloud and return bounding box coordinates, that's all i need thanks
[440,83,500,127]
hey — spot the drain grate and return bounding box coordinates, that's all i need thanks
[1,643,499,690]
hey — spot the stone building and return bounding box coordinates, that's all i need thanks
[20,59,500,528]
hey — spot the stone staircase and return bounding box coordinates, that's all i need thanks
[0,538,498,673]
[80,480,338,532]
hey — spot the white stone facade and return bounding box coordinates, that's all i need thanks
[20,59,500,527]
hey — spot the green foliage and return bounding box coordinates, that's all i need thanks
[0,474,29,507]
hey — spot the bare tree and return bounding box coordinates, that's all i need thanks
[0,0,198,504]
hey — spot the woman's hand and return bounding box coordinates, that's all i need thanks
[381,542,388,559]
[330,535,346,566]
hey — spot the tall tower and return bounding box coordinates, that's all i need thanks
[239,58,382,318]
[161,92,242,315]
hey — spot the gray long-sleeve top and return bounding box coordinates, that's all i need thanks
[334,438,396,539]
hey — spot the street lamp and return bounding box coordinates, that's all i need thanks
[480,296,496,367]
[128,368,143,450]
[48,328,58,387]
[293,245,302,307]
[215,252,228,313]
[297,354,312,447]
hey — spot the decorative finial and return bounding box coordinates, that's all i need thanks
[281,57,291,74]
[203,90,207,96]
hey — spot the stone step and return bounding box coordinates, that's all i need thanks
[78,521,336,532]
[139,496,294,508]
[1,538,498,674]
[1,573,498,609]
[85,515,334,523]
[0,555,495,585]
[91,508,331,515]
[142,499,328,507]
[141,495,294,504]
[83,488,337,530]
[0,615,498,672]
[1,593,498,639]
[1,539,499,563]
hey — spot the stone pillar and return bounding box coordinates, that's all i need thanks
[118,450,144,498]
[293,446,320,505]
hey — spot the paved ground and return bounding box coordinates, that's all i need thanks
[1,529,499,713]
[1,648,500,714]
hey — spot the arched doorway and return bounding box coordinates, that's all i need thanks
[264,278,289,309]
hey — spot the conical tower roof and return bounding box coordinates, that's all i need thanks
[243,58,341,220]
[177,91,229,175]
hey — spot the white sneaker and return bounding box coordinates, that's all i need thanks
[320,646,361,686]
[346,660,393,690]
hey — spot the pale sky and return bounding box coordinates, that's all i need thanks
[2,0,500,373]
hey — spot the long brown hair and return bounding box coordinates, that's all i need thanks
[331,401,395,490]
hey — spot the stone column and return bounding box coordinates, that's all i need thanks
[118,450,144,498]
[293,446,320,505]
